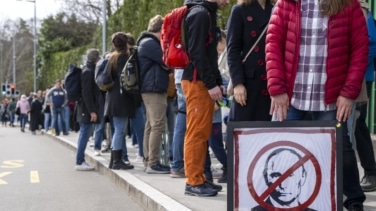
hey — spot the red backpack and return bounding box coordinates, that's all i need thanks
[161,5,211,69]
[161,6,190,69]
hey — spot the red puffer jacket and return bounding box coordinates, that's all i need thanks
[266,0,368,104]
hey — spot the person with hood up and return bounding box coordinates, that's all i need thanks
[181,0,229,197]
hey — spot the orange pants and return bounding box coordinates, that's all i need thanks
[181,80,215,185]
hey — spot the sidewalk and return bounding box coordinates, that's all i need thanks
[43,130,376,211]
[43,131,227,211]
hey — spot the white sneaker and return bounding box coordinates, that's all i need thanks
[134,155,143,162]
[75,162,95,171]
[94,150,101,156]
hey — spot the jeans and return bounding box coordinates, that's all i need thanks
[166,99,176,160]
[76,123,93,165]
[171,83,186,172]
[94,116,106,151]
[208,122,227,167]
[286,106,365,208]
[44,113,51,131]
[112,116,128,151]
[355,102,376,176]
[10,112,15,125]
[52,106,66,135]
[64,105,70,132]
[20,114,28,129]
[130,102,146,157]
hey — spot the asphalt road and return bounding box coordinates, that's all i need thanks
[0,126,144,211]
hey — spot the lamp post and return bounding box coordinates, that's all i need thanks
[102,0,107,54]
[18,0,36,93]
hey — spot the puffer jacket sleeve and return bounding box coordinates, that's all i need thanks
[340,0,368,99]
[265,0,288,97]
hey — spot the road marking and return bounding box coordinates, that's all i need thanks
[0,172,12,185]
[1,160,24,168]
[30,171,39,183]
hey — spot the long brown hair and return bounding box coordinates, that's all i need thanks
[320,0,352,16]
[109,32,128,71]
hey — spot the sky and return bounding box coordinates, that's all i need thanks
[0,0,62,21]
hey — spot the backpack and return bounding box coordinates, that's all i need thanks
[95,57,114,91]
[64,64,82,101]
[161,5,212,69]
[160,6,191,69]
[121,47,140,94]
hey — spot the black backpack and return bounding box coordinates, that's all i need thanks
[121,47,140,94]
[64,64,82,101]
[95,57,114,92]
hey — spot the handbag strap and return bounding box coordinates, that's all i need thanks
[242,23,269,64]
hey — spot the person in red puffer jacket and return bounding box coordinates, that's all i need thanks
[266,0,368,210]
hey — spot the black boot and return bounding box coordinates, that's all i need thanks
[112,150,134,170]
[108,150,114,169]
[217,167,227,183]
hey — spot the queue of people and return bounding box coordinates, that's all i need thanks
[2,0,375,210]
[73,0,376,210]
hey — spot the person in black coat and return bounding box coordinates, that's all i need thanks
[75,48,101,171]
[30,94,43,134]
[104,32,136,170]
[226,0,273,121]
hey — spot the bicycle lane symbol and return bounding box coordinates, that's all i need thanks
[247,141,322,210]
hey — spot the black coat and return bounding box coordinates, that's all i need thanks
[182,0,223,90]
[104,53,136,118]
[76,62,100,124]
[227,3,273,121]
[30,99,43,131]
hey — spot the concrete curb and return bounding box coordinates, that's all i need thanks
[45,132,192,211]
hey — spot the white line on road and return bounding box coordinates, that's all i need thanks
[30,171,39,183]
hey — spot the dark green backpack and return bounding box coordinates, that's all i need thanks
[121,47,140,94]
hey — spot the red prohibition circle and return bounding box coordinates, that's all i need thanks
[247,141,322,211]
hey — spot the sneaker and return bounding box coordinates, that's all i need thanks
[134,155,143,163]
[347,203,364,211]
[94,150,101,156]
[101,147,111,153]
[75,162,95,171]
[185,183,218,197]
[146,163,170,174]
[204,180,223,192]
[360,175,376,192]
[170,168,185,178]
[132,144,139,148]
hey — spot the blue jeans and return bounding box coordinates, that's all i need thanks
[20,114,28,129]
[10,112,15,125]
[64,105,70,132]
[130,102,146,157]
[94,116,106,151]
[166,99,176,160]
[171,83,186,172]
[52,106,66,135]
[286,106,365,208]
[76,123,93,165]
[44,113,51,131]
[208,122,227,167]
[112,116,129,160]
